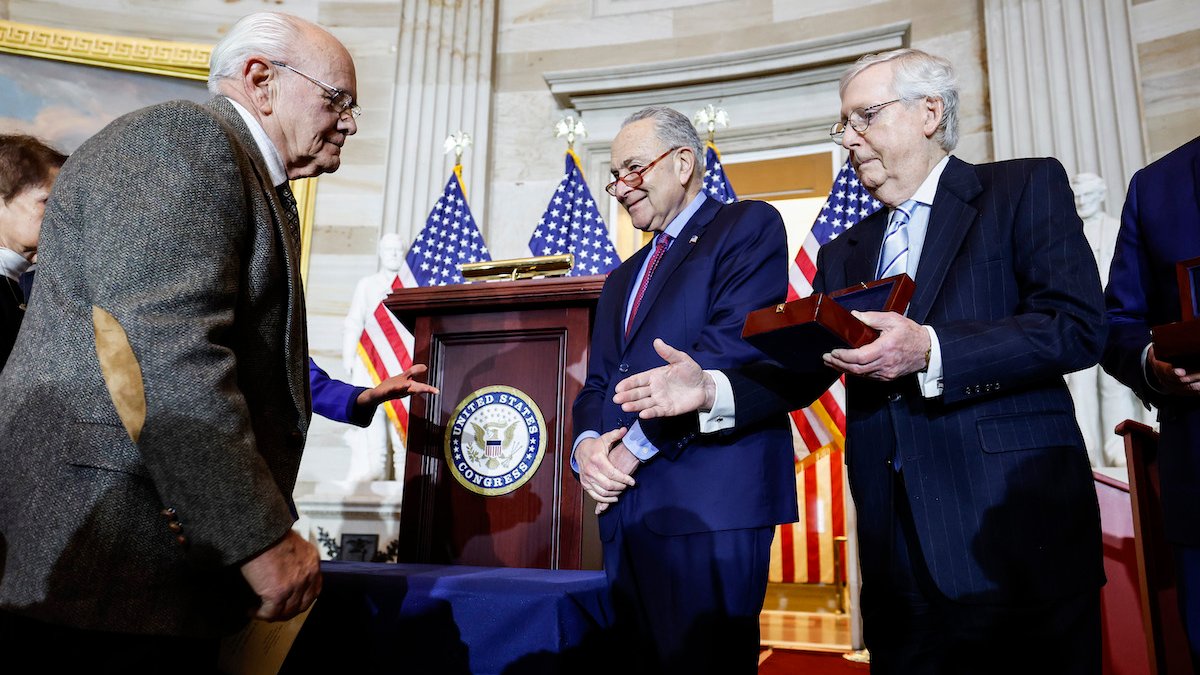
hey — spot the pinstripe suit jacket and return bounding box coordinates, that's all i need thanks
[0,97,310,637]
[1102,136,1200,545]
[729,156,1106,604]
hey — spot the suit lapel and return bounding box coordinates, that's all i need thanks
[625,195,718,343]
[907,157,982,324]
[204,97,309,416]
[841,209,888,287]
[1191,143,1200,221]
[609,246,647,347]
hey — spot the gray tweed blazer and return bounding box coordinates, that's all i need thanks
[0,97,311,638]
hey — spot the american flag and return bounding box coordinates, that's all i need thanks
[702,142,737,204]
[770,158,882,585]
[355,272,416,444]
[406,166,491,286]
[356,166,489,445]
[528,150,618,276]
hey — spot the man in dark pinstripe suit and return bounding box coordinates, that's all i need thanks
[614,49,1105,674]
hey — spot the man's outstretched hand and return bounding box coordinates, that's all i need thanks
[613,339,714,418]
[357,364,439,408]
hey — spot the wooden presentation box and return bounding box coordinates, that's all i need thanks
[741,274,915,372]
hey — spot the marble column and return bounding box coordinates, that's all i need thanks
[382,0,496,243]
[984,0,1146,215]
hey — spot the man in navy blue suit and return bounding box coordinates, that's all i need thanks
[1102,135,1200,662]
[571,106,795,673]
[614,50,1106,673]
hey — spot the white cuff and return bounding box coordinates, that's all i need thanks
[1141,343,1167,394]
[698,370,737,433]
[916,325,943,398]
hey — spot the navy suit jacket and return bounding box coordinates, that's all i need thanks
[572,195,798,541]
[309,358,373,427]
[728,157,1106,605]
[1102,136,1200,545]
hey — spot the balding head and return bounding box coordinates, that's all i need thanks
[209,12,358,178]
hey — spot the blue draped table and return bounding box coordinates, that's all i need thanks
[281,562,613,675]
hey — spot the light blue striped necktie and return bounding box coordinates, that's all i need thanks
[877,199,916,280]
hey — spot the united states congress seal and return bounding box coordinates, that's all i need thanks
[444,385,547,496]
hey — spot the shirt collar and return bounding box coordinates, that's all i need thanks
[0,248,30,282]
[660,191,707,241]
[908,154,952,208]
[225,97,288,187]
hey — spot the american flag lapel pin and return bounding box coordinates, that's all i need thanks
[689,235,699,244]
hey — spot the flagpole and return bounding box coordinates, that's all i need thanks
[556,115,588,176]
[692,104,729,145]
[692,105,738,205]
[444,130,472,200]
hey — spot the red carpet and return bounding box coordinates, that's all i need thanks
[759,648,871,674]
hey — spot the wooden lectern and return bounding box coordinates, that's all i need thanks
[386,276,605,570]
[1119,419,1196,674]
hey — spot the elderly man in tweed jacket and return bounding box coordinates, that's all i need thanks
[0,12,357,669]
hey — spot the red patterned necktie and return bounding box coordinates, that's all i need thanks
[626,233,672,336]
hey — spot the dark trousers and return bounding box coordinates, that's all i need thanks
[0,609,221,674]
[862,470,1101,675]
[1174,543,1200,669]
[601,493,773,675]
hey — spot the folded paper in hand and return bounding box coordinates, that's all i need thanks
[218,601,315,675]
[741,274,915,373]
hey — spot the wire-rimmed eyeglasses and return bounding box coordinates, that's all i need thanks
[829,98,902,143]
[270,60,362,119]
[605,147,680,196]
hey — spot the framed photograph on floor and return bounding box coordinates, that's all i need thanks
[339,533,380,562]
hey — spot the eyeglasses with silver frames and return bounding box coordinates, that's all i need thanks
[270,60,362,119]
[829,98,902,143]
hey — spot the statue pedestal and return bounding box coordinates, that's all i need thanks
[293,480,405,561]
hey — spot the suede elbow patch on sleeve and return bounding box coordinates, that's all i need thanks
[93,305,147,443]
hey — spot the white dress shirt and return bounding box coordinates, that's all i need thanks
[225,97,288,188]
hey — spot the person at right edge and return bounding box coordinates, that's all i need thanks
[611,48,1106,674]
[1102,135,1200,666]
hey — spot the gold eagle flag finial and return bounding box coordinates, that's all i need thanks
[444,130,473,167]
[692,104,730,144]
[554,115,587,152]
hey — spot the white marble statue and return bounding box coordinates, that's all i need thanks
[342,233,408,481]
[1066,172,1147,467]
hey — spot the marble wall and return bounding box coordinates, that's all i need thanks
[1129,0,1200,161]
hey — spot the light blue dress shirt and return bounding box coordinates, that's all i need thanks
[572,192,708,470]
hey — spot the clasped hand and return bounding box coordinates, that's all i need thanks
[577,427,640,515]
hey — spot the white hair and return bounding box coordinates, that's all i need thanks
[840,48,960,152]
[621,106,706,173]
[207,12,305,94]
